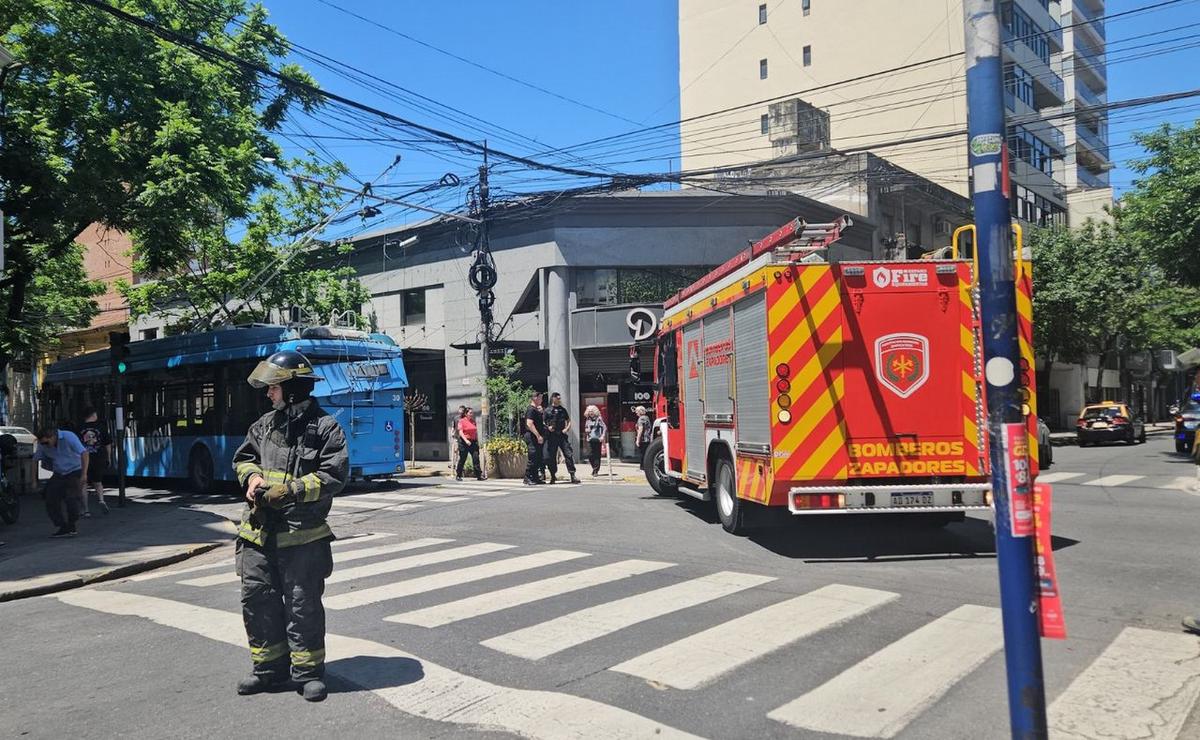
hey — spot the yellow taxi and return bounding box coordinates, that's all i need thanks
[1076,402,1146,446]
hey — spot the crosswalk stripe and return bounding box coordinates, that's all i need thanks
[433,487,522,497]
[767,604,1003,738]
[325,550,590,610]
[1036,471,1085,483]
[481,571,776,661]
[386,559,675,627]
[1048,627,1200,740]
[125,533,399,582]
[612,584,900,690]
[348,491,468,503]
[333,499,425,512]
[337,493,469,507]
[56,590,700,739]
[1082,474,1145,487]
[1163,475,1198,492]
[179,538,455,587]
[326,542,515,585]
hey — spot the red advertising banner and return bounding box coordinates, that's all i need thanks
[1034,483,1067,640]
[1003,422,1034,537]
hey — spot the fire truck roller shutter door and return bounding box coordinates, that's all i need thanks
[734,292,770,447]
[683,320,705,480]
[702,309,733,422]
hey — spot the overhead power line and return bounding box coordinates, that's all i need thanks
[67,0,619,181]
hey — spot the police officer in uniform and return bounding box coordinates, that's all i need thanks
[232,350,348,702]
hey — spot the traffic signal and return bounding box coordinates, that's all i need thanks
[109,331,130,375]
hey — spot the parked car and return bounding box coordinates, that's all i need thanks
[1036,417,1053,468]
[1076,402,1146,446]
[1174,397,1200,453]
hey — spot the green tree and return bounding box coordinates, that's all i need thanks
[485,353,533,438]
[0,0,323,375]
[120,157,370,331]
[1119,121,1200,285]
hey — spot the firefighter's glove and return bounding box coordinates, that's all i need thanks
[259,482,293,509]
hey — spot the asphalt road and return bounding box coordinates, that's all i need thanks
[3,437,1199,739]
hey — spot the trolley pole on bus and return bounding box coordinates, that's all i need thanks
[963,2,1047,736]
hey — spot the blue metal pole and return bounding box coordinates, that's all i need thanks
[962,2,1048,737]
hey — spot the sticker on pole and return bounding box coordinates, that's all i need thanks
[874,333,929,398]
[970,133,1003,157]
[1002,422,1034,537]
[1034,483,1067,639]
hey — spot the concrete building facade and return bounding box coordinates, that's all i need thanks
[677,0,1112,226]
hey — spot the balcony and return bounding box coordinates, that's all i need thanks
[1076,166,1110,189]
[1073,42,1107,91]
[1071,0,1106,42]
[1075,80,1105,109]
[1076,122,1110,162]
[1014,0,1065,50]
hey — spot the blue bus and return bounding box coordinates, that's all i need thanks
[41,325,408,491]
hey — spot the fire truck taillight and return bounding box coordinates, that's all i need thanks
[792,493,845,509]
[776,378,791,393]
[777,394,792,409]
[778,409,792,424]
[775,363,791,378]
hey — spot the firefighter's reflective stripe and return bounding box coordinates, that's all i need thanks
[236,461,263,484]
[291,648,325,668]
[299,473,322,503]
[262,470,292,483]
[250,641,288,664]
[237,521,332,548]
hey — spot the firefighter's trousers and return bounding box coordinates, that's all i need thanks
[237,537,333,683]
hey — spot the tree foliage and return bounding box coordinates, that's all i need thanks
[1119,121,1200,285]
[0,0,349,372]
[485,353,532,438]
[120,157,370,331]
[1029,221,1200,367]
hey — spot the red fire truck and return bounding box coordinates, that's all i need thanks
[643,216,1039,535]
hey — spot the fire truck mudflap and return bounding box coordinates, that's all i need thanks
[778,260,990,515]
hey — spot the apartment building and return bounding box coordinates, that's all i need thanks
[678,0,1112,227]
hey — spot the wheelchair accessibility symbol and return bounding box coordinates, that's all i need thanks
[385,420,394,432]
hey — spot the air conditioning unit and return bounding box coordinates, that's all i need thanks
[1159,349,1181,370]
[934,219,953,236]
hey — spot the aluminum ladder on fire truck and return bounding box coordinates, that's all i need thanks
[767,215,854,262]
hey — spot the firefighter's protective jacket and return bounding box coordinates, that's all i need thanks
[233,399,348,548]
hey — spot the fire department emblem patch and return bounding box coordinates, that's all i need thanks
[875,333,930,398]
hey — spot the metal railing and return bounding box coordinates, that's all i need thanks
[1076,124,1110,160]
[1077,166,1110,189]
[1072,0,1106,39]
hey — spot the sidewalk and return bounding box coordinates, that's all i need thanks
[0,490,237,602]
[404,456,648,483]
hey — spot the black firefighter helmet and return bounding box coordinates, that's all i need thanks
[247,350,324,389]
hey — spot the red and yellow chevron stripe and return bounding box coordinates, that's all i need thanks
[960,262,987,477]
[736,455,772,503]
[767,265,847,503]
[1016,258,1039,472]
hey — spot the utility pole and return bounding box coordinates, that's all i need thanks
[469,143,498,449]
[963,1,1047,736]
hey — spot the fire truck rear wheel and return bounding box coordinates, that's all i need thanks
[713,457,747,535]
[644,438,677,496]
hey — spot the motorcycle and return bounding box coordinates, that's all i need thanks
[0,433,20,524]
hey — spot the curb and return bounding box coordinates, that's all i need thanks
[0,540,225,603]
[397,468,446,478]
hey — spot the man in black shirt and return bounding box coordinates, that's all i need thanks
[543,392,580,484]
[78,406,111,516]
[522,392,547,485]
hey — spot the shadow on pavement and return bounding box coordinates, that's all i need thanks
[327,656,425,694]
[669,496,1080,563]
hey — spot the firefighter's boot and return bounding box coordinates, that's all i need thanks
[301,679,328,702]
[237,674,285,695]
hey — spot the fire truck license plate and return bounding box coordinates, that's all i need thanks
[891,492,934,506]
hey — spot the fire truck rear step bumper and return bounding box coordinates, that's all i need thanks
[785,483,991,515]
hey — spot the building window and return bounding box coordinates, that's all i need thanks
[1004,63,1035,109]
[802,45,812,66]
[802,0,811,15]
[760,114,770,135]
[141,328,158,341]
[759,58,768,79]
[402,288,426,326]
[574,267,716,308]
[758,3,767,24]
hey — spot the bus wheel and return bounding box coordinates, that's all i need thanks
[188,446,214,494]
[713,457,747,535]
[644,438,677,496]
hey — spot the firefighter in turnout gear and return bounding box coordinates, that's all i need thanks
[232,350,348,702]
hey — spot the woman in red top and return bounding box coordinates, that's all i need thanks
[455,407,484,481]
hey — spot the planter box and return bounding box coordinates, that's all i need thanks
[486,450,527,479]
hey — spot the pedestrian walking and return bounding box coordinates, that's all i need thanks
[33,425,88,538]
[522,391,547,485]
[543,392,580,484]
[584,405,607,477]
[634,405,652,469]
[77,406,111,516]
[232,350,348,703]
[455,407,484,481]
